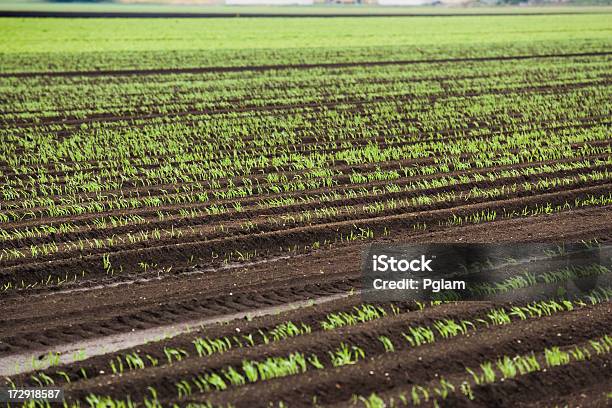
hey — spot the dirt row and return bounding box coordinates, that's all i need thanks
[3,114,608,183]
[335,341,612,408]
[2,51,610,79]
[1,205,609,359]
[57,301,609,405]
[2,181,610,289]
[4,69,609,123]
[0,275,359,357]
[5,85,606,152]
[4,79,609,129]
[2,137,608,229]
[5,63,608,117]
[187,303,611,407]
[5,292,609,406]
[2,158,608,251]
[2,177,609,288]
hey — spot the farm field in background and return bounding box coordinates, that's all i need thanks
[1,3,612,17]
[0,13,611,407]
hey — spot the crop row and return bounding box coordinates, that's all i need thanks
[1,169,609,265]
[354,335,611,407]
[1,57,608,121]
[10,292,609,406]
[1,125,609,222]
[2,186,611,291]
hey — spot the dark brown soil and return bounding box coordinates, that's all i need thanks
[1,205,609,358]
[177,302,612,407]
[2,46,610,408]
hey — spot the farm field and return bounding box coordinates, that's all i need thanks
[1,3,612,17]
[0,13,611,407]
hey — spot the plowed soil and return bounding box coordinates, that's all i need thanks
[1,26,611,407]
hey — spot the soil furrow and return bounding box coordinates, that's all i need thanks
[3,51,610,79]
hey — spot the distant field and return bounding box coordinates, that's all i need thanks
[0,11,611,408]
[1,2,611,16]
[0,14,611,67]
